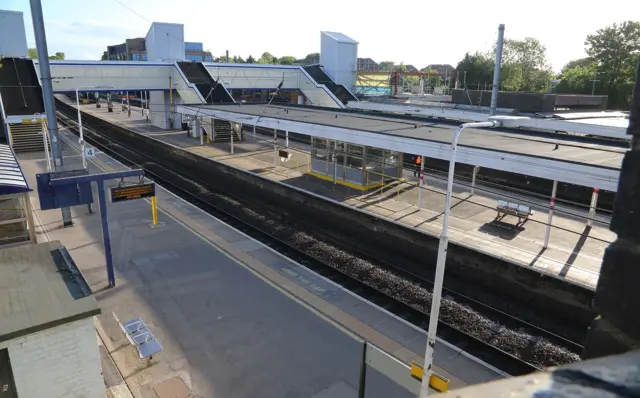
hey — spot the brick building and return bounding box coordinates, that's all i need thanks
[0,241,102,398]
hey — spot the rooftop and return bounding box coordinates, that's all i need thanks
[0,241,101,343]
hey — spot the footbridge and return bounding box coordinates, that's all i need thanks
[37,61,345,108]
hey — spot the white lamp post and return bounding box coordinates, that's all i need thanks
[420,120,499,397]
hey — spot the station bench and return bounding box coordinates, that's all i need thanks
[495,200,533,226]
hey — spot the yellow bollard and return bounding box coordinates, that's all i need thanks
[151,196,158,226]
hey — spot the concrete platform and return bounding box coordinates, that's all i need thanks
[19,126,503,397]
[71,100,613,291]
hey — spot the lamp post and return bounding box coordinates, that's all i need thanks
[419,120,499,397]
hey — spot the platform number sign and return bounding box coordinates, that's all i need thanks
[84,146,97,158]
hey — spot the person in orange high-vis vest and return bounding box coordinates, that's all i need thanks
[414,155,422,177]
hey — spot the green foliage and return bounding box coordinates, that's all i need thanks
[561,57,593,74]
[555,63,598,94]
[455,52,494,88]
[28,48,65,60]
[584,20,640,108]
[246,55,256,64]
[258,52,277,64]
[278,56,296,65]
[101,51,108,60]
[501,38,553,92]
[378,61,394,71]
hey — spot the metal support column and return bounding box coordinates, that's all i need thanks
[253,124,256,139]
[471,166,480,195]
[273,128,277,168]
[285,130,289,148]
[357,341,368,398]
[97,182,115,286]
[140,91,144,115]
[587,188,600,227]
[490,24,505,116]
[418,160,425,209]
[230,125,234,154]
[29,0,72,226]
[543,180,558,249]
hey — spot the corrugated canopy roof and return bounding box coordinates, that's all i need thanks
[0,144,31,195]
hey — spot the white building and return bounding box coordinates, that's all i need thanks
[0,10,28,58]
[0,241,103,398]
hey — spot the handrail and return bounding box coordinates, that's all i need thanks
[172,61,206,103]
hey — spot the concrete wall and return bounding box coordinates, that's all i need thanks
[149,90,171,129]
[145,22,185,61]
[0,318,103,398]
[452,90,557,113]
[0,10,28,58]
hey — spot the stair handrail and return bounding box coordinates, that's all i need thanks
[298,66,345,108]
[199,64,236,103]
[172,61,206,103]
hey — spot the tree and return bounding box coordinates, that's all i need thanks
[246,55,256,64]
[101,51,108,60]
[296,52,319,65]
[279,56,296,65]
[585,21,640,108]
[28,47,65,60]
[455,52,494,89]
[258,52,277,64]
[555,63,599,95]
[561,57,594,74]
[235,56,246,63]
[501,38,553,92]
[379,61,395,71]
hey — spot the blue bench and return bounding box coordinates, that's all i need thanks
[113,313,163,360]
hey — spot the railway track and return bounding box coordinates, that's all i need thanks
[56,101,582,376]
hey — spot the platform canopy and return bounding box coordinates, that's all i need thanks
[0,144,31,195]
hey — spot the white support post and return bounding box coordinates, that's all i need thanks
[211,117,216,141]
[417,160,425,209]
[285,130,289,148]
[253,124,256,139]
[230,124,234,154]
[543,180,558,249]
[420,121,498,398]
[587,188,600,227]
[140,91,143,115]
[273,128,277,168]
[24,192,37,244]
[471,166,479,195]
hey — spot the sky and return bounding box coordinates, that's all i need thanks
[4,0,638,72]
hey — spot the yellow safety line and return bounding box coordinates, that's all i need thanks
[307,170,384,191]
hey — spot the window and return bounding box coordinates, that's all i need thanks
[131,53,140,61]
[204,55,212,62]
[142,53,147,61]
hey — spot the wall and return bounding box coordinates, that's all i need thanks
[149,90,170,129]
[145,22,185,62]
[0,318,103,398]
[0,10,28,58]
[320,32,358,92]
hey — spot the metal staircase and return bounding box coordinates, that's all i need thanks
[8,122,50,153]
[203,119,242,143]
